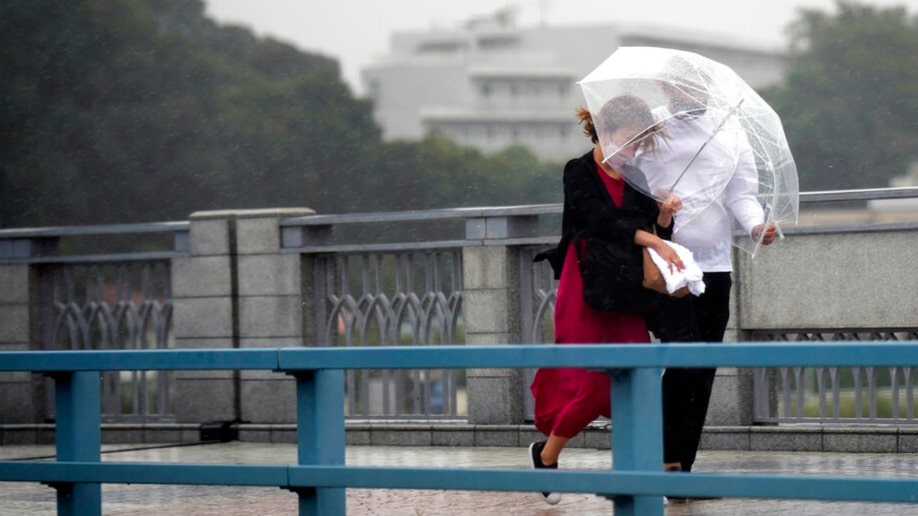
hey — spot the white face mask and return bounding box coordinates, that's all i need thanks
[604,151,630,170]
[604,129,639,169]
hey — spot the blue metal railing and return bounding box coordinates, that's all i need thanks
[2,343,918,516]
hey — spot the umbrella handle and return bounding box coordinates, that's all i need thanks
[764,202,785,241]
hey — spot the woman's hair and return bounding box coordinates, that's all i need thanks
[576,94,664,153]
[576,107,598,142]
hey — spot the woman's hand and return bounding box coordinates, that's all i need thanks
[652,241,684,273]
[657,193,682,227]
[635,229,684,272]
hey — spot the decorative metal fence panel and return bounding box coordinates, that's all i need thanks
[751,329,918,424]
[520,246,559,419]
[521,247,558,346]
[316,250,465,418]
[40,261,173,421]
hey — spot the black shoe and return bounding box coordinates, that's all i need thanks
[665,466,722,502]
[528,441,560,505]
[664,465,687,503]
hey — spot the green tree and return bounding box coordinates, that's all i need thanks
[0,0,557,229]
[0,0,368,227]
[766,1,918,190]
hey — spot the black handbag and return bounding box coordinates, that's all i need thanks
[575,235,661,314]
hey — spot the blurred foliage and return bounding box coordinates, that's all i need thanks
[0,0,560,228]
[764,1,918,191]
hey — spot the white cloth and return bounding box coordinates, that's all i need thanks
[647,241,706,296]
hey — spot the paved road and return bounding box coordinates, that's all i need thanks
[1,443,917,515]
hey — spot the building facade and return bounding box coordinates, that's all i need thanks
[362,13,788,161]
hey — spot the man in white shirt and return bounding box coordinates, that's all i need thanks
[630,81,776,492]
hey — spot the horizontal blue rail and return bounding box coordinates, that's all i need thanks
[4,342,918,371]
[1,342,917,516]
[2,462,917,503]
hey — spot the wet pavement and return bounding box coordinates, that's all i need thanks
[1,443,917,515]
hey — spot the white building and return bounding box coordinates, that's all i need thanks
[362,13,788,161]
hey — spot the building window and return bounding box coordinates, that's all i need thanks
[366,80,380,103]
[417,41,467,54]
[477,35,517,51]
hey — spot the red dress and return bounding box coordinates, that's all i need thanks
[530,164,651,438]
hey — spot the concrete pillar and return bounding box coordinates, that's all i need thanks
[172,211,237,423]
[235,208,314,424]
[707,368,755,426]
[462,215,537,424]
[0,263,40,424]
[171,208,314,424]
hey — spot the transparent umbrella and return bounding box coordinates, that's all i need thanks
[578,46,798,256]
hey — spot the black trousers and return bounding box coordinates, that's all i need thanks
[648,272,732,471]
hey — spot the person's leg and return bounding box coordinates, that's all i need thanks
[540,434,569,466]
[648,295,699,468]
[694,273,731,345]
[680,272,731,472]
[531,369,609,463]
[548,311,644,443]
[662,367,692,468]
[530,369,608,505]
[549,370,611,441]
[678,368,716,472]
[528,439,562,504]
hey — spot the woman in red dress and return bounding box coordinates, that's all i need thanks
[529,95,683,505]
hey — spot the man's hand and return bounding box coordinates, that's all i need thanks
[752,223,778,245]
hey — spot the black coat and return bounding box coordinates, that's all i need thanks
[537,151,671,280]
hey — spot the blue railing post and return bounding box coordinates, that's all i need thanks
[608,367,664,515]
[53,371,102,516]
[294,369,346,515]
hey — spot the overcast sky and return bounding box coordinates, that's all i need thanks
[204,0,915,95]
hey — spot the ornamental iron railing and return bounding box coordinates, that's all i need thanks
[317,250,465,418]
[41,261,173,421]
[751,329,918,424]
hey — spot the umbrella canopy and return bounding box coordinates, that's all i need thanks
[578,46,798,256]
